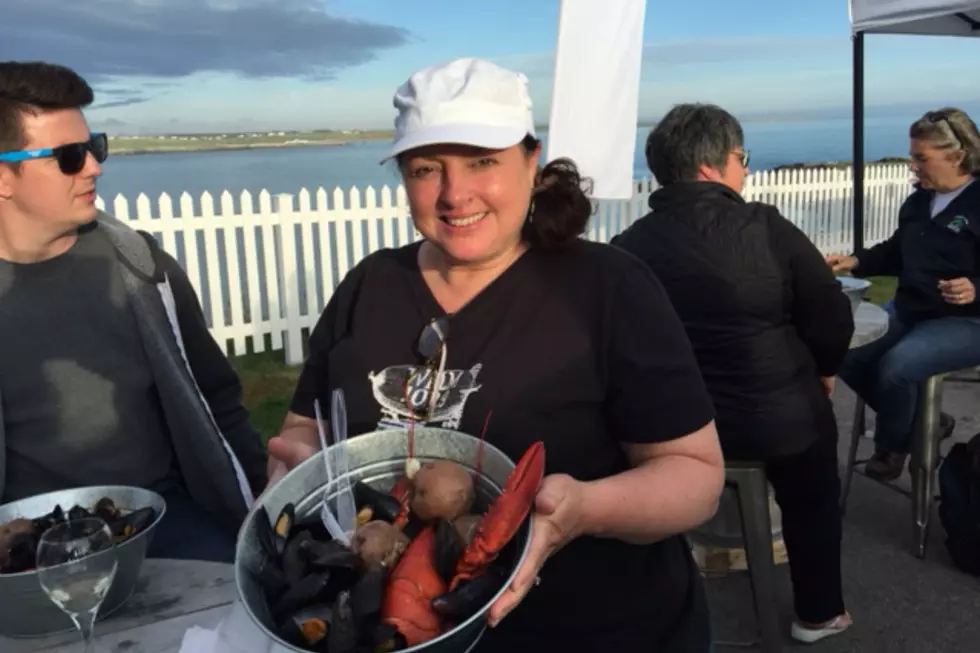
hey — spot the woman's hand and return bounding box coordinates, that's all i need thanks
[939,277,976,305]
[487,473,586,627]
[825,253,858,273]
[263,412,321,492]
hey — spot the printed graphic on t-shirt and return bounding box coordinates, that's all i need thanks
[368,362,483,430]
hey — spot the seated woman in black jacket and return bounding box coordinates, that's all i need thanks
[827,107,980,481]
[613,103,856,644]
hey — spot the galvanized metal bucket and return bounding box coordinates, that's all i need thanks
[0,485,167,638]
[235,426,533,653]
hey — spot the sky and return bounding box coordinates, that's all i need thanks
[2,0,979,134]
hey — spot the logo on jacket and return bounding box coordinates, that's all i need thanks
[946,215,969,234]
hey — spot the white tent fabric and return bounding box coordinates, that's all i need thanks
[849,0,980,35]
[546,0,646,200]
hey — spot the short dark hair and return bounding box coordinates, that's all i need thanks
[0,61,94,155]
[645,103,744,185]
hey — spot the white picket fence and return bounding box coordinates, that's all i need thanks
[96,163,913,365]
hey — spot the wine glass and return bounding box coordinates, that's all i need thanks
[35,517,119,653]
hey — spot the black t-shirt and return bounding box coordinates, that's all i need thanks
[291,239,716,652]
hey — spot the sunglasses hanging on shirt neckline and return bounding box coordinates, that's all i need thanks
[408,315,450,421]
[0,133,109,175]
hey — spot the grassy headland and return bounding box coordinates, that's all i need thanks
[108,129,394,155]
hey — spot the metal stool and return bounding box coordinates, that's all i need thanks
[720,462,783,653]
[840,373,946,558]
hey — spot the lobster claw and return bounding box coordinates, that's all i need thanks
[450,442,545,590]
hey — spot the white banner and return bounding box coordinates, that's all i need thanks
[546,0,647,200]
[849,0,980,35]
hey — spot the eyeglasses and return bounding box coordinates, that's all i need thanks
[407,316,449,420]
[0,133,108,175]
[926,111,964,149]
[734,149,751,168]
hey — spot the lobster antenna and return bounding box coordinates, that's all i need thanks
[475,410,492,480]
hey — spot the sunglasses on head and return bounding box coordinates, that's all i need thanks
[0,133,109,175]
[925,111,964,148]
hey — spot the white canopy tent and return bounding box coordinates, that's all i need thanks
[848,0,980,251]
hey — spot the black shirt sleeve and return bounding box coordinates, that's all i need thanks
[769,214,856,376]
[289,257,369,419]
[606,258,716,444]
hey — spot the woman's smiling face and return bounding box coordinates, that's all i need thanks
[399,140,539,267]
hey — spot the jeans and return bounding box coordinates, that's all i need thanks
[838,312,980,454]
[145,488,237,563]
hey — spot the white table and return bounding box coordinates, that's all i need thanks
[0,559,237,653]
[851,301,890,348]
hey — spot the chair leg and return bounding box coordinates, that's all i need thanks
[733,475,783,653]
[910,375,943,559]
[840,397,866,516]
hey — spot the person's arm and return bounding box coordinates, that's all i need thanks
[157,247,269,497]
[849,194,921,277]
[577,259,725,545]
[772,214,855,376]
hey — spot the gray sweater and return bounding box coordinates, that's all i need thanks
[0,212,268,535]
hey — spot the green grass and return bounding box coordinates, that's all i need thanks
[232,277,899,443]
[231,349,301,442]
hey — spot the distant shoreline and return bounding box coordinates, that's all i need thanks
[773,156,910,171]
[108,131,393,156]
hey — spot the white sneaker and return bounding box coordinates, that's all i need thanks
[790,613,852,644]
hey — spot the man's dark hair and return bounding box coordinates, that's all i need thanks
[645,103,744,185]
[0,61,94,155]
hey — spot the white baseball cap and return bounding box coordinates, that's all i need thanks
[382,57,536,162]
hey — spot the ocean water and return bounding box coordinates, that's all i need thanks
[94,116,917,203]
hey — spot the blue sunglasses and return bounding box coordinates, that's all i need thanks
[0,133,108,175]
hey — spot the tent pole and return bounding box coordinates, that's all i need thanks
[852,31,865,254]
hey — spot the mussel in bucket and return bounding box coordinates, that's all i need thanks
[0,496,157,574]
[245,441,545,651]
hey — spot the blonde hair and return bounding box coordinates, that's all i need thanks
[909,107,980,175]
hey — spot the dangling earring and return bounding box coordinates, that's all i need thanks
[526,196,536,224]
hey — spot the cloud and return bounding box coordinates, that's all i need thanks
[493,35,847,79]
[0,0,411,85]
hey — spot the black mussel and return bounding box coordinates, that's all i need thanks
[68,504,92,521]
[282,531,313,585]
[292,512,335,542]
[327,590,358,653]
[257,504,295,559]
[247,555,289,598]
[431,566,507,621]
[271,571,332,621]
[353,481,402,524]
[368,623,405,653]
[305,539,361,571]
[33,504,66,532]
[349,564,385,626]
[400,516,424,543]
[94,497,120,522]
[278,602,333,649]
[109,507,156,541]
[431,518,464,586]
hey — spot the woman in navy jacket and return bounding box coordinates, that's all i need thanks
[828,107,980,481]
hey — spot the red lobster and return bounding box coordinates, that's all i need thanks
[380,441,545,646]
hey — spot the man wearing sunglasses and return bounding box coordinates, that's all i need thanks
[0,61,268,561]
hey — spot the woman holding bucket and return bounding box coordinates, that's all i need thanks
[267,57,725,652]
